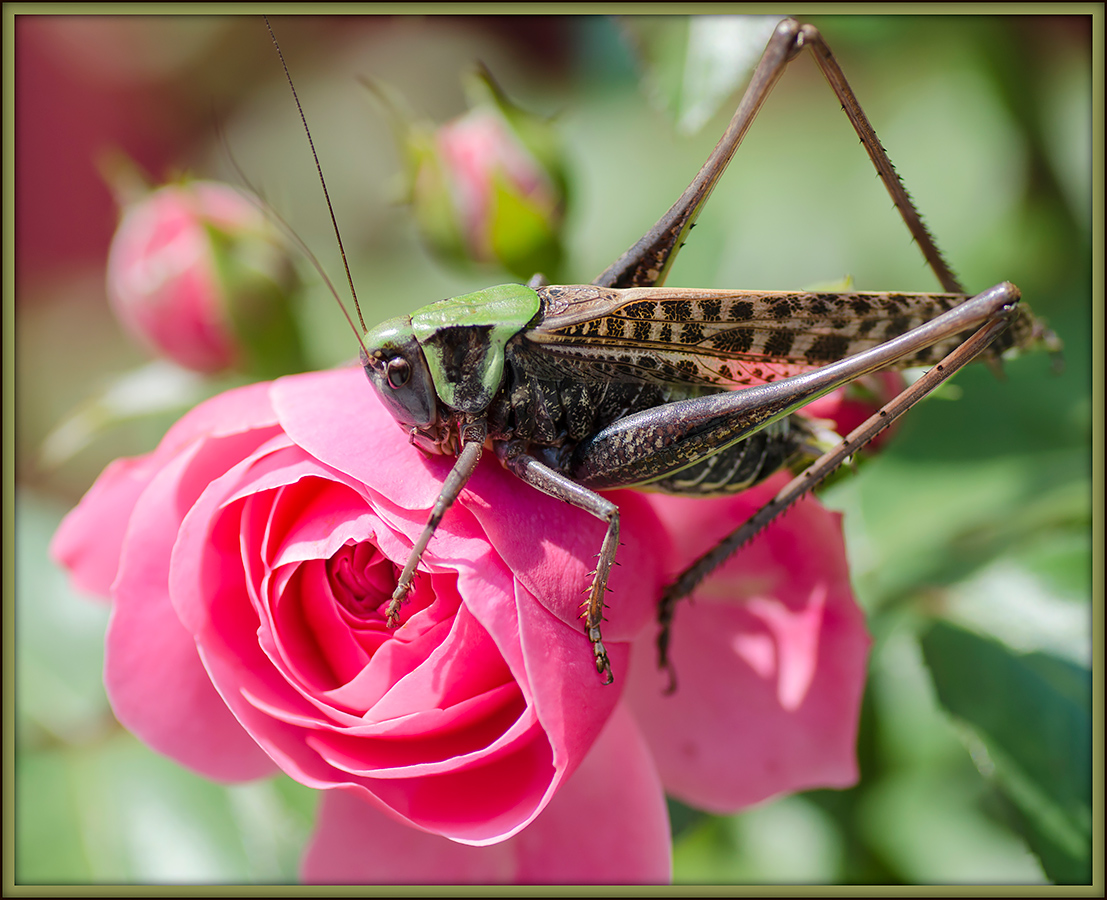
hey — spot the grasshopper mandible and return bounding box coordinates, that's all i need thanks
[273,18,1054,687]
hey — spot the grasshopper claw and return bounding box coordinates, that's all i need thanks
[590,625,613,685]
[386,585,409,628]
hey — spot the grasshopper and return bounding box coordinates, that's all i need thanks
[273,18,1055,687]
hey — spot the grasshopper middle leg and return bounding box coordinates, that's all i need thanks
[496,439,620,685]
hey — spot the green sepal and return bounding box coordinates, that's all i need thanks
[488,169,565,283]
[207,225,308,379]
[463,63,570,208]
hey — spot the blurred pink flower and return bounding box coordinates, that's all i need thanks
[106,180,302,375]
[381,66,567,282]
[51,366,869,883]
[801,370,907,452]
[433,108,561,264]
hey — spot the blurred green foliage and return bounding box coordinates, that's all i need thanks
[13,13,1093,886]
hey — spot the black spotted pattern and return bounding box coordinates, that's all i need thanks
[661,299,694,321]
[679,322,704,345]
[711,327,755,354]
[764,329,796,358]
[624,301,656,319]
[806,333,851,362]
[729,300,754,321]
[700,298,723,321]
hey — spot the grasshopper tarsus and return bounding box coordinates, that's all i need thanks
[657,610,679,695]
[598,660,614,686]
[386,584,409,627]
[494,443,621,682]
[589,624,613,684]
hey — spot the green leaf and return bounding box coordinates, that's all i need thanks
[16,490,113,745]
[856,767,1047,883]
[919,621,1091,883]
[38,360,209,469]
[15,750,94,882]
[619,15,784,134]
[672,796,845,883]
[17,732,315,883]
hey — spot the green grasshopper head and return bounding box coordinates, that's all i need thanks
[362,285,541,452]
[361,315,440,431]
[363,283,541,422]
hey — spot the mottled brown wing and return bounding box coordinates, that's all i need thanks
[527,285,973,387]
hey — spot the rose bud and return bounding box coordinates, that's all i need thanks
[377,66,567,282]
[106,179,306,377]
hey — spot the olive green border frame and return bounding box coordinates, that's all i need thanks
[3,2,1102,896]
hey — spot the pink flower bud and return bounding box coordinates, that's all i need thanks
[106,181,303,375]
[431,107,564,275]
[381,68,567,282]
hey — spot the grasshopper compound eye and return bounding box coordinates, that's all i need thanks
[385,357,411,389]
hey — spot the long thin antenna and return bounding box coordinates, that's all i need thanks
[219,139,371,357]
[264,15,367,334]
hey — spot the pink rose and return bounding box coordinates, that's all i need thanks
[52,365,870,883]
[51,366,665,842]
[299,472,870,883]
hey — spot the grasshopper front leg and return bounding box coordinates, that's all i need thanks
[387,421,487,624]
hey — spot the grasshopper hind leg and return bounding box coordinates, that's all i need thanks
[641,420,821,694]
[495,440,619,685]
[656,298,1023,690]
[644,416,816,497]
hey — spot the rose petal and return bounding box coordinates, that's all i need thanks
[50,380,279,597]
[107,437,281,780]
[273,368,666,647]
[164,443,574,842]
[462,478,665,645]
[624,487,870,811]
[51,454,157,599]
[272,368,450,511]
[302,703,670,883]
